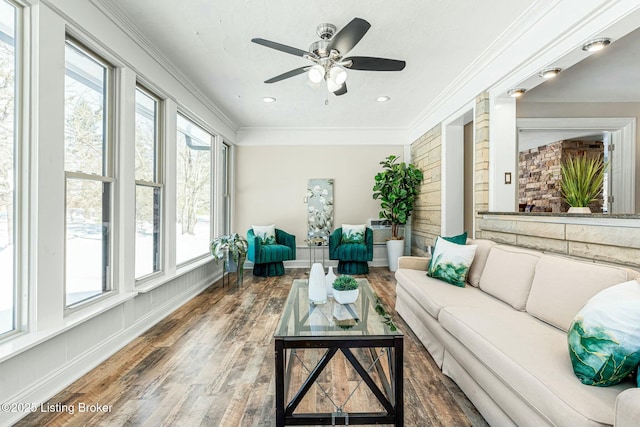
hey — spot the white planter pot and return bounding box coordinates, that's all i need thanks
[333,288,359,304]
[386,239,405,272]
[568,206,591,214]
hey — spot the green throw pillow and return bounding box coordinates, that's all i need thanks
[427,237,477,287]
[568,280,640,387]
[427,231,467,271]
[252,224,276,245]
[341,224,366,244]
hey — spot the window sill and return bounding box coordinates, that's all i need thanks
[136,256,218,293]
[0,291,138,364]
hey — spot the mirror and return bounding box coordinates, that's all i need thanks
[515,26,640,214]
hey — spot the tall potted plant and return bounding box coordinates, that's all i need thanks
[373,155,424,271]
[560,153,607,213]
[210,233,248,286]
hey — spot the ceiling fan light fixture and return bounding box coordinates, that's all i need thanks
[377,96,390,102]
[538,67,562,79]
[507,88,527,98]
[262,97,276,103]
[329,65,347,85]
[326,78,342,93]
[308,65,325,83]
[582,38,611,52]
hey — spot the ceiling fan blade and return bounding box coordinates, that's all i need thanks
[264,67,308,84]
[333,83,347,96]
[327,18,371,55]
[345,56,406,71]
[251,38,314,58]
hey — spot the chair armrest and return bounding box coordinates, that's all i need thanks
[247,229,261,262]
[615,388,640,427]
[365,227,374,261]
[398,256,431,271]
[329,228,342,259]
[276,229,296,258]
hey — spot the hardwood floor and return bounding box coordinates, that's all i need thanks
[15,268,488,427]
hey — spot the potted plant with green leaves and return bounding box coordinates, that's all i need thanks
[210,233,248,286]
[332,275,360,304]
[559,153,608,213]
[373,155,424,271]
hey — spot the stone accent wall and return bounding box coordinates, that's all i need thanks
[479,215,640,269]
[410,124,442,257]
[519,140,604,212]
[474,93,490,233]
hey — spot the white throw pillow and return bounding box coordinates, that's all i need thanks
[568,280,640,386]
[341,224,366,244]
[252,224,276,245]
[427,237,477,287]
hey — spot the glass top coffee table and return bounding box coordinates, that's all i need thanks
[274,278,403,426]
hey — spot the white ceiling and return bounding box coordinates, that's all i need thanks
[104,0,535,130]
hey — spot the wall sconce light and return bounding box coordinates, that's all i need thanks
[504,172,512,184]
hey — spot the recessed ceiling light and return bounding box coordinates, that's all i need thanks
[538,67,562,79]
[377,96,390,102]
[582,38,611,52]
[263,97,276,103]
[507,88,527,98]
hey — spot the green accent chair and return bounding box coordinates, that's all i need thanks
[329,227,374,275]
[247,228,296,277]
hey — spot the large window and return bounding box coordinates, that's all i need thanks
[64,39,113,307]
[135,87,162,279]
[0,0,18,335]
[176,114,212,265]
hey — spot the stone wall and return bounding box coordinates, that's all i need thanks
[475,93,490,232]
[410,124,442,257]
[478,214,640,269]
[518,140,604,212]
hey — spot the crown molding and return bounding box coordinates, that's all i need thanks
[89,0,238,133]
[236,126,409,146]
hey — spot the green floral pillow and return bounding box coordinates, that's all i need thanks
[341,224,366,244]
[568,280,640,387]
[427,231,467,271]
[252,224,276,245]
[427,237,477,287]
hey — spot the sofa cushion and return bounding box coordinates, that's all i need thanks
[466,239,497,287]
[526,256,632,332]
[427,237,477,287]
[568,280,640,386]
[439,305,634,426]
[332,242,368,261]
[479,245,541,310]
[395,268,509,320]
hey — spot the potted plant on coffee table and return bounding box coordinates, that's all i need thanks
[210,233,248,286]
[373,155,424,271]
[332,275,360,304]
[559,153,607,213]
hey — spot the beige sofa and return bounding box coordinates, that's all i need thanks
[395,239,640,427]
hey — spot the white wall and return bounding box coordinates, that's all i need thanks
[236,144,403,244]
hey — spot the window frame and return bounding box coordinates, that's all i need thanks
[134,84,164,282]
[63,36,116,310]
[0,0,24,339]
[175,112,214,267]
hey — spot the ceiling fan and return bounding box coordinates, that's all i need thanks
[251,17,406,96]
